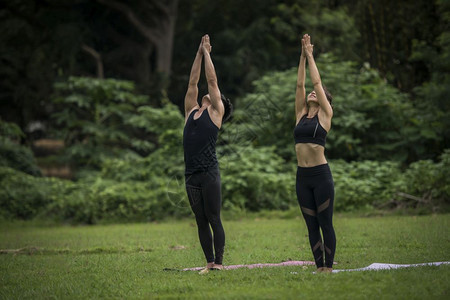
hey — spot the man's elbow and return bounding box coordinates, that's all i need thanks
[188,80,198,86]
[207,78,219,88]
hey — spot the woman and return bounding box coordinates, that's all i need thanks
[183,34,233,274]
[293,34,336,273]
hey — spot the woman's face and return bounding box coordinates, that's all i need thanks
[307,90,318,103]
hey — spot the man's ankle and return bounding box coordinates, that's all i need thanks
[212,263,223,270]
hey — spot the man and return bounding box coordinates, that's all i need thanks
[183,34,232,274]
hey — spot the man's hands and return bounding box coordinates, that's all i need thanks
[202,34,212,54]
[197,34,212,56]
[301,34,314,57]
[197,37,204,56]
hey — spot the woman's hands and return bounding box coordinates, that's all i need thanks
[301,34,306,57]
[302,34,314,58]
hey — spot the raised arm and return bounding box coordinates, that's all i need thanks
[295,35,307,122]
[303,34,333,118]
[202,35,224,115]
[184,37,203,119]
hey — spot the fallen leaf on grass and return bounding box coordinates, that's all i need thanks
[169,245,187,250]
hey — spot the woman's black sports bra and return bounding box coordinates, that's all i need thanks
[293,114,327,147]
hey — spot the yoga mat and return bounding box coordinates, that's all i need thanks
[332,261,450,273]
[172,261,449,272]
[182,260,316,271]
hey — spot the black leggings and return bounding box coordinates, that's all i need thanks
[296,164,336,268]
[185,168,225,264]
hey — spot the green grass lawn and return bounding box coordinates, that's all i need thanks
[0,214,449,299]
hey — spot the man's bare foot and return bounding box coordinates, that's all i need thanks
[210,264,224,270]
[322,267,333,273]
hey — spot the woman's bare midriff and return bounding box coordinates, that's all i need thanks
[295,143,327,167]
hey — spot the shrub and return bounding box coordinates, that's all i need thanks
[331,160,401,212]
[0,140,42,176]
[232,54,420,162]
[219,146,294,212]
[44,177,190,224]
[51,77,184,169]
[391,149,450,211]
[0,167,49,219]
[0,120,41,176]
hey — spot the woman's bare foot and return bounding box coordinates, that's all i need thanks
[198,262,215,274]
[316,267,325,273]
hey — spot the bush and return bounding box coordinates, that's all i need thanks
[330,160,401,212]
[1,152,449,223]
[0,167,49,219]
[0,140,42,176]
[51,77,184,169]
[0,165,191,223]
[231,54,421,162]
[391,149,450,211]
[0,120,41,176]
[219,146,294,212]
[44,177,190,224]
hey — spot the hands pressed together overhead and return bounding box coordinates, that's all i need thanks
[301,34,314,57]
[197,34,212,56]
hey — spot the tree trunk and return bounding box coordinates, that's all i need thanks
[97,0,179,77]
[155,0,178,75]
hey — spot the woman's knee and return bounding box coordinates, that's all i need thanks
[205,212,221,225]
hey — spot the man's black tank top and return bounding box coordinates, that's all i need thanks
[183,108,219,175]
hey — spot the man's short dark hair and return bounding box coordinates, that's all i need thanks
[221,94,233,123]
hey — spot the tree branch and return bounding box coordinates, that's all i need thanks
[152,0,170,17]
[396,192,428,203]
[97,0,160,43]
[81,44,104,79]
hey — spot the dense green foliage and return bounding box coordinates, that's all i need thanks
[1,215,449,298]
[173,0,360,100]
[0,165,189,223]
[219,146,293,212]
[410,0,450,155]
[231,54,420,162]
[1,67,450,222]
[332,160,402,212]
[1,1,450,222]
[0,120,41,176]
[2,1,449,159]
[1,149,449,222]
[51,77,174,169]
